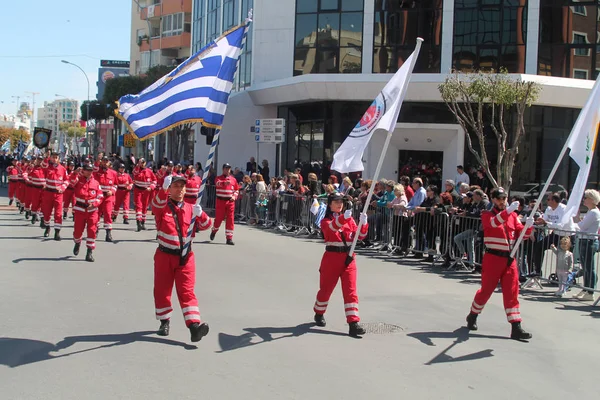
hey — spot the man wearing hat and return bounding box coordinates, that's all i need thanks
[41,152,69,240]
[94,156,118,242]
[210,163,239,245]
[113,163,133,225]
[133,158,157,231]
[25,156,46,225]
[184,165,212,233]
[71,163,103,262]
[63,160,77,220]
[466,187,535,341]
[151,174,209,342]
[7,158,19,206]
[16,158,30,213]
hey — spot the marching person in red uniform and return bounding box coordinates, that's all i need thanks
[466,187,535,341]
[22,158,35,219]
[16,158,29,213]
[71,163,103,262]
[41,153,69,240]
[210,163,239,245]
[94,156,118,242]
[63,161,76,219]
[93,152,104,173]
[313,192,369,337]
[184,165,212,232]
[7,158,19,206]
[151,174,210,342]
[26,156,46,225]
[133,158,157,232]
[112,163,133,225]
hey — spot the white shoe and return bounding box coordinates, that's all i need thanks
[579,292,595,301]
[574,290,587,299]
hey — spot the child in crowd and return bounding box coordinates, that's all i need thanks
[255,193,268,224]
[551,236,574,297]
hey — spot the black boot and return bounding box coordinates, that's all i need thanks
[123,217,129,225]
[141,221,147,230]
[226,239,235,246]
[314,313,326,327]
[105,230,113,242]
[54,229,61,241]
[19,206,24,214]
[157,319,170,336]
[510,322,532,341]
[8,199,13,206]
[40,219,46,229]
[210,231,216,241]
[44,227,51,238]
[466,313,478,331]
[189,322,210,342]
[85,249,95,262]
[63,211,67,219]
[136,221,142,232]
[349,322,366,337]
[73,242,81,256]
[25,210,30,219]
[31,214,37,224]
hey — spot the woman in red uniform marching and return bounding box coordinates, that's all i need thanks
[313,192,369,337]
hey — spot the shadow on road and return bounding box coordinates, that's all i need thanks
[407,327,505,365]
[12,256,81,263]
[217,322,348,353]
[0,331,195,368]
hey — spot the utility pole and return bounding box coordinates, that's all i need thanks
[25,92,39,140]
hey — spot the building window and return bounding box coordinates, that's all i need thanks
[373,0,442,74]
[453,0,527,73]
[294,0,364,76]
[238,0,254,88]
[207,0,221,43]
[193,0,205,52]
[140,50,161,73]
[538,1,599,80]
[224,0,240,30]
[162,13,184,37]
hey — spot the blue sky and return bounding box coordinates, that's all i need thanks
[0,0,131,118]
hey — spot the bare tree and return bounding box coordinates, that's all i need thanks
[171,123,193,163]
[439,70,541,190]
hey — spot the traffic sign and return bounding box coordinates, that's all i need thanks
[258,126,285,135]
[255,133,285,143]
[255,118,285,128]
[255,134,260,142]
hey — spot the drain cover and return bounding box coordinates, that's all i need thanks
[361,323,404,334]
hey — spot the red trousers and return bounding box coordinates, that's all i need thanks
[23,185,33,212]
[212,198,235,239]
[470,253,522,323]
[113,189,130,220]
[41,191,64,229]
[153,250,201,327]
[27,186,44,215]
[73,210,99,249]
[313,252,359,323]
[8,182,17,200]
[17,182,25,203]
[63,188,75,214]
[134,188,151,222]
[99,196,115,230]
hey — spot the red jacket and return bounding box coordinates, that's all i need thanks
[133,167,157,190]
[320,213,368,249]
[67,171,79,189]
[151,190,196,252]
[26,166,46,188]
[481,207,533,253]
[185,175,202,199]
[94,168,118,197]
[71,175,103,213]
[8,166,19,182]
[44,163,69,192]
[215,174,239,200]
[116,172,133,190]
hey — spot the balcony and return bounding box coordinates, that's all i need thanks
[140,0,192,20]
[139,32,191,52]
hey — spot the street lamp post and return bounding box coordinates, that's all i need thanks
[61,60,90,156]
[11,96,20,114]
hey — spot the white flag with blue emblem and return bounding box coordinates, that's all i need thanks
[1,139,10,152]
[117,22,250,140]
[331,41,421,173]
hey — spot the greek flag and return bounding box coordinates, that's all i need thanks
[315,203,327,227]
[116,23,250,140]
[16,140,27,157]
[1,140,9,152]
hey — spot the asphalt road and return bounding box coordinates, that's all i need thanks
[0,198,598,399]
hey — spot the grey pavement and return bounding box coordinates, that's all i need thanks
[0,198,598,399]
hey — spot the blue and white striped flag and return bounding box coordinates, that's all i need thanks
[315,203,327,227]
[0,139,10,152]
[116,23,249,140]
[16,140,27,157]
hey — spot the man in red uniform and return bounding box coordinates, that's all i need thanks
[22,158,35,219]
[63,161,76,219]
[94,156,118,242]
[133,158,157,232]
[71,163,103,262]
[26,157,46,225]
[313,192,369,337]
[16,158,30,213]
[151,174,210,342]
[7,158,19,206]
[210,163,239,245]
[113,163,133,224]
[184,165,212,232]
[466,187,535,341]
[41,152,69,240]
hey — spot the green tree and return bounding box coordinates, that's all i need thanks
[103,75,147,111]
[439,70,541,190]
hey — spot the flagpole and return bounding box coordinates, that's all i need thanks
[510,76,600,258]
[345,38,423,266]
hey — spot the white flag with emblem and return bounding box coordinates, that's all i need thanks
[561,76,600,225]
[331,41,421,173]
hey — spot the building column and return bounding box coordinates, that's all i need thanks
[525,0,540,75]
[440,0,454,73]
[362,0,375,74]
